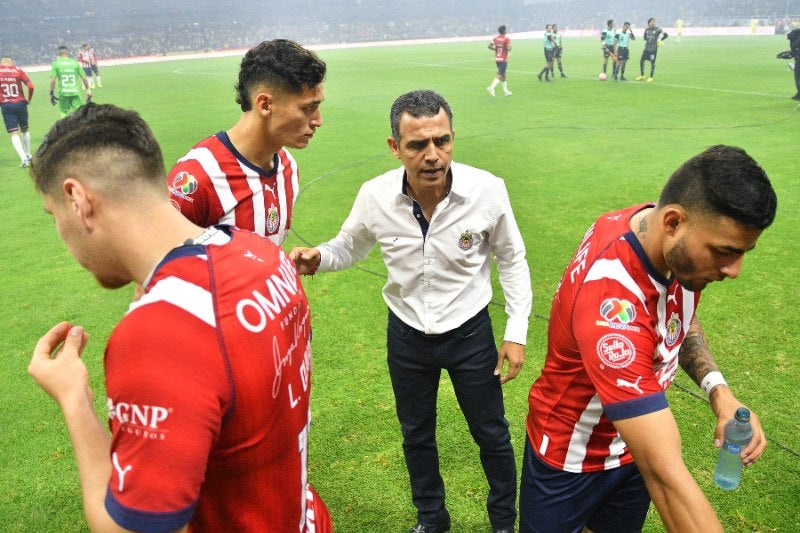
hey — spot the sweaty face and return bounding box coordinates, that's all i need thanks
[664,214,762,292]
[269,84,325,149]
[388,109,454,198]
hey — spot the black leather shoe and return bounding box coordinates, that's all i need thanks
[408,511,451,533]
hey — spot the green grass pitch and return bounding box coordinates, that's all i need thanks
[1,34,798,532]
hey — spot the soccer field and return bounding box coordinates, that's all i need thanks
[2,35,798,532]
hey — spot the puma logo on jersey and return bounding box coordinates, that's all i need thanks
[112,452,133,492]
[244,250,264,262]
[616,375,643,394]
[264,182,276,195]
[667,287,679,305]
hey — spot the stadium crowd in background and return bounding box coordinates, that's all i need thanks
[0,0,796,66]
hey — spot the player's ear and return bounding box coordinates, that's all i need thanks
[255,92,273,116]
[63,178,95,230]
[387,136,401,159]
[662,206,686,236]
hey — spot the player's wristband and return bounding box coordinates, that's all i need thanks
[700,371,727,396]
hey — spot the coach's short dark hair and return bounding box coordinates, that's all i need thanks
[658,145,777,229]
[389,90,453,142]
[235,39,327,112]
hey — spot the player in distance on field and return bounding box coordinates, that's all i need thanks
[487,25,512,96]
[0,56,34,167]
[27,103,332,533]
[636,17,668,82]
[49,46,92,118]
[78,43,102,88]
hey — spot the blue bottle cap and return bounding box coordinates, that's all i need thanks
[735,407,750,422]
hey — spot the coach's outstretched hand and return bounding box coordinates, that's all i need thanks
[289,247,322,276]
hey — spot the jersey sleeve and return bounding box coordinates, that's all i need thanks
[167,158,213,227]
[103,302,228,531]
[573,274,668,421]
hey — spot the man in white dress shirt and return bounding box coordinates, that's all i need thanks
[290,89,531,533]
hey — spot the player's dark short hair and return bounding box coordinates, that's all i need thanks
[389,89,453,142]
[657,145,777,229]
[58,46,68,53]
[607,19,614,26]
[499,25,506,34]
[235,39,327,112]
[31,103,165,197]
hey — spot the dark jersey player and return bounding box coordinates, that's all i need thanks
[637,17,668,81]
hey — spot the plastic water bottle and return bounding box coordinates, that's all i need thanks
[713,407,753,490]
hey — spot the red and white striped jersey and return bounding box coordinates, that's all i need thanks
[77,47,97,67]
[492,35,511,62]
[526,204,699,473]
[103,228,329,531]
[167,132,299,246]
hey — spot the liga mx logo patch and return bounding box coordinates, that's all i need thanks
[600,298,636,324]
[171,171,198,196]
[458,231,474,251]
[267,205,280,234]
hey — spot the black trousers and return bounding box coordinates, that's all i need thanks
[794,58,800,95]
[387,307,516,529]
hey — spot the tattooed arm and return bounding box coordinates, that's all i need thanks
[679,317,767,464]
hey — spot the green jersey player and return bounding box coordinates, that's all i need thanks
[49,46,92,117]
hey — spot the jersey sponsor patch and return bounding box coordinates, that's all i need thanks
[107,398,172,442]
[458,230,474,251]
[170,171,198,200]
[596,333,636,369]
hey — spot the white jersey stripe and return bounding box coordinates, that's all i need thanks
[585,258,649,313]
[181,147,239,227]
[129,275,216,327]
[604,434,625,470]
[237,158,266,235]
[274,157,288,239]
[563,394,603,473]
